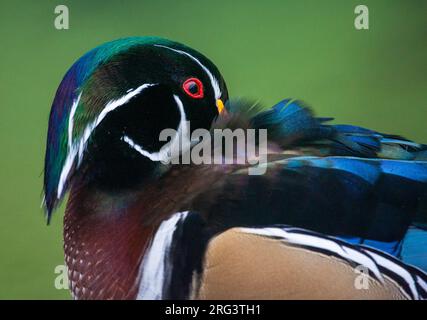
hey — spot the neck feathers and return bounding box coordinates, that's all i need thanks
[64,184,154,299]
[63,178,212,299]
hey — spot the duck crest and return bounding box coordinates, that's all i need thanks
[44,37,189,221]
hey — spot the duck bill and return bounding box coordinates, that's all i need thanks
[216,99,227,115]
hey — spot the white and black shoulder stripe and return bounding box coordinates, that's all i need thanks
[137,211,211,300]
[241,225,427,300]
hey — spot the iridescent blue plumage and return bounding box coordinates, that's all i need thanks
[248,99,427,269]
[251,99,427,159]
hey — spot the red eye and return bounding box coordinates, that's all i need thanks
[183,78,204,99]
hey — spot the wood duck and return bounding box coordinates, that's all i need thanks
[43,37,427,300]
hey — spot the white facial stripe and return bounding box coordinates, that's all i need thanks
[57,145,77,199]
[95,84,156,130]
[122,95,190,163]
[154,44,222,99]
[57,83,157,199]
[171,95,191,157]
[68,92,82,149]
[122,135,168,162]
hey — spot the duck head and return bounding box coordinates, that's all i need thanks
[43,37,228,221]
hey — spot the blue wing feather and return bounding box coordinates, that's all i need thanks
[401,227,427,272]
[251,99,427,160]
[247,99,427,263]
[279,156,427,260]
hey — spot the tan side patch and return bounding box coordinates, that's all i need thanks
[194,228,408,300]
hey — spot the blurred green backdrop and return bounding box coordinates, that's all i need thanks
[0,0,426,299]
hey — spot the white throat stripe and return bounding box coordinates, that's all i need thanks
[122,94,189,163]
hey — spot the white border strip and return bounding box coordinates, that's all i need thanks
[137,211,189,300]
[57,83,157,199]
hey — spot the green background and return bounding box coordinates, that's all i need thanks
[0,0,426,299]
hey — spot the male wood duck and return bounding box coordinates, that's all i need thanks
[43,37,427,300]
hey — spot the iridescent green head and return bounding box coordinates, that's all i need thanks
[43,37,228,221]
